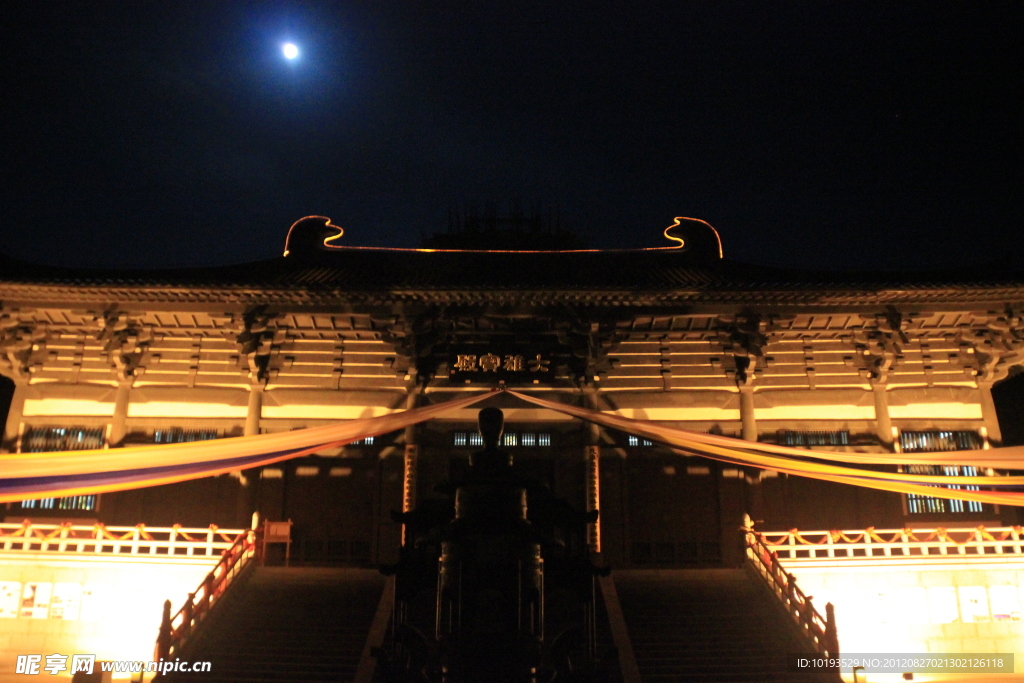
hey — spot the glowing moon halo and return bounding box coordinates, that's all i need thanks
[282,43,299,60]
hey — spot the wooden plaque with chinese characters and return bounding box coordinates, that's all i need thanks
[448,348,556,385]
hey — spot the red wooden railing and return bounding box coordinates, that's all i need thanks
[154,520,262,666]
[743,517,839,660]
[759,525,1024,559]
[0,521,241,556]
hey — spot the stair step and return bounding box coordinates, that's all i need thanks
[614,568,831,683]
[169,567,386,683]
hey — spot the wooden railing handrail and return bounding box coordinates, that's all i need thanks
[743,520,839,660]
[0,521,244,558]
[154,519,262,665]
[759,525,1024,560]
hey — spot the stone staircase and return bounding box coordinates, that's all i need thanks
[614,569,835,682]
[167,565,828,682]
[171,567,386,682]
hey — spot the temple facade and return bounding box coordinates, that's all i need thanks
[2,216,1023,571]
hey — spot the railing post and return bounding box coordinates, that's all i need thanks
[990,527,1004,555]
[256,522,266,565]
[155,599,172,662]
[782,563,794,605]
[250,511,260,560]
[138,524,150,555]
[181,592,195,641]
[825,602,839,659]
[802,594,813,633]
[200,573,214,613]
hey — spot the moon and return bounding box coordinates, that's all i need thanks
[282,43,299,60]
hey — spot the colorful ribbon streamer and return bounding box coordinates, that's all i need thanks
[5,387,1024,506]
[0,391,494,503]
[507,391,1024,506]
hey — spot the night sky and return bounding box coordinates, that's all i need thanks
[1,2,1021,272]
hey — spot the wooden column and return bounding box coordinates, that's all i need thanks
[1,381,27,453]
[739,385,757,442]
[718,463,748,567]
[245,384,264,437]
[977,381,1003,446]
[727,351,760,562]
[872,383,895,449]
[108,382,131,447]
[238,384,264,495]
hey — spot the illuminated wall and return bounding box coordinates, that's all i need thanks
[781,557,1024,679]
[0,554,220,681]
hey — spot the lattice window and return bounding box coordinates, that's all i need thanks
[22,426,104,452]
[781,430,849,447]
[900,430,981,453]
[453,431,550,447]
[154,428,218,443]
[452,432,487,447]
[527,432,552,446]
[901,431,984,514]
[627,435,654,447]
[18,427,105,513]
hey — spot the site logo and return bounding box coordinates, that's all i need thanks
[15,654,94,675]
[15,655,211,675]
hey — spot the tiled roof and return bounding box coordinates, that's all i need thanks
[1,249,1023,306]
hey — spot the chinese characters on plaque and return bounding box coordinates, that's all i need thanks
[449,351,553,384]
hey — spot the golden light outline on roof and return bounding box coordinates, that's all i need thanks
[283,215,724,257]
[664,216,723,258]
